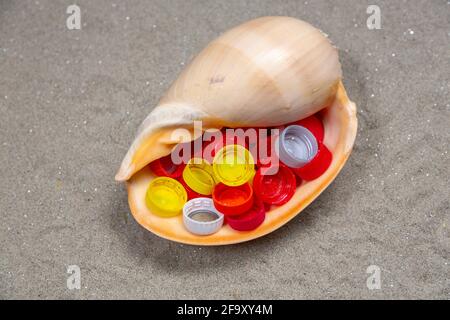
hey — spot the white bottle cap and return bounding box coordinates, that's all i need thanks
[275,125,318,168]
[183,198,224,236]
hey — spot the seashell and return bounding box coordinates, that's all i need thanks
[116,16,357,245]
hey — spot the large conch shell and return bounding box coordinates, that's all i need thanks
[116,16,357,245]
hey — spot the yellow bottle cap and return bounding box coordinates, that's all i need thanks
[213,144,255,186]
[145,177,187,217]
[182,158,215,195]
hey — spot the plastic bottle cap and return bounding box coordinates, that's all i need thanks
[149,154,185,178]
[183,198,224,236]
[226,198,266,231]
[213,144,255,186]
[253,165,296,206]
[212,182,254,216]
[275,125,318,168]
[293,115,324,143]
[178,176,204,200]
[145,177,187,217]
[293,142,332,181]
[182,158,215,195]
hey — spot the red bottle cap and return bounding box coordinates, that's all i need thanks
[226,198,266,231]
[178,176,205,200]
[293,142,332,181]
[149,155,185,178]
[212,182,254,216]
[253,165,296,205]
[292,115,324,143]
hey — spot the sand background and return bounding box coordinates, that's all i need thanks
[0,0,448,299]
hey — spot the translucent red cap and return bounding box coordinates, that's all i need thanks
[293,142,332,181]
[293,115,324,143]
[253,165,296,206]
[225,198,266,231]
[149,154,185,178]
[212,182,254,216]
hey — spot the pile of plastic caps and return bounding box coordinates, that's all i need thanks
[145,114,332,236]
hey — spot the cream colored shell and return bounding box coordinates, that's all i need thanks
[115,16,358,245]
[116,16,342,181]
